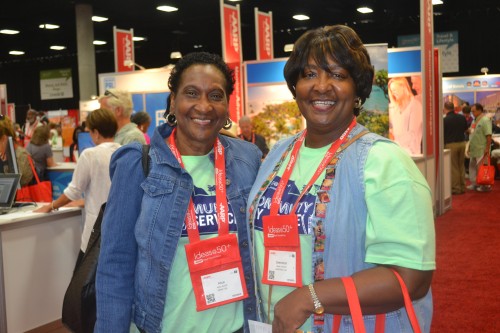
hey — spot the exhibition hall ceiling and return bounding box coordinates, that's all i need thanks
[0,0,499,75]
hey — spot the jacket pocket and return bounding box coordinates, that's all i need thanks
[141,176,175,197]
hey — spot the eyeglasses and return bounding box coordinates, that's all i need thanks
[104,90,119,99]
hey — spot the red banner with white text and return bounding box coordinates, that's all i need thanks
[114,27,135,72]
[220,1,243,122]
[255,9,273,60]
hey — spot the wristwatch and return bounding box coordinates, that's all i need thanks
[308,283,324,315]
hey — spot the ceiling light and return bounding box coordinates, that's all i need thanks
[357,7,373,14]
[284,44,294,52]
[39,24,60,29]
[133,36,146,41]
[92,16,108,22]
[480,67,489,75]
[293,14,310,21]
[193,44,203,49]
[170,51,182,59]
[93,40,107,45]
[50,45,66,50]
[9,51,25,55]
[0,29,20,35]
[432,0,443,4]
[157,5,178,12]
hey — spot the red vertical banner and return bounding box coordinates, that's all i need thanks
[434,48,441,181]
[114,27,135,72]
[255,8,273,60]
[220,1,243,122]
[421,0,434,158]
[227,62,243,122]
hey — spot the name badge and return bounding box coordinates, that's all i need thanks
[262,214,302,287]
[185,234,248,311]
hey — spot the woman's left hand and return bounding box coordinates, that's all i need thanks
[272,286,312,333]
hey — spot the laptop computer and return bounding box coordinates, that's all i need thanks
[0,174,21,214]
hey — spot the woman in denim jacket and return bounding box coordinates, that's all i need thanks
[96,52,261,333]
[247,25,435,332]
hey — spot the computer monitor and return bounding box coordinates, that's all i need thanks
[0,174,21,213]
[3,136,21,189]
[77,132,95,156]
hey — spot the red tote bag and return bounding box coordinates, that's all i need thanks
[16,156,53,203]
[476,157,495,186]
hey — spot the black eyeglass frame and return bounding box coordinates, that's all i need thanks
[104,90,119,99]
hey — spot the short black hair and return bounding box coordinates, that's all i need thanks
[168,52,235,99]
[283,25,374,116]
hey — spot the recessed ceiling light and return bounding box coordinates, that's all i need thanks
[93,40,107,45]
[170,51,182,59]
[0,29,20,35]
[92,16,108,22]
[432,0,443,4]
[9,51,25,55]
[157,5,178,12]
[293,14,310,21]
[39,24,60,29]
[357,7,373,14]
[133,36,146,41]
[50,45,66,50]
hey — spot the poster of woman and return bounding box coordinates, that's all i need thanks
[388,76,423,155]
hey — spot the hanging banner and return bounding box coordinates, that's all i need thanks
[220,1,243,122]
[227,62,243,122]
[220,2,242,64]
[421,0,434,159]
[255,8,273,60]
[114,27,135,72]
[40,68,74,100]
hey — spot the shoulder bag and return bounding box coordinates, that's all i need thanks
[476,156,495,186]
[16,155,52,202]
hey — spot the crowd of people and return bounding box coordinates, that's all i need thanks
[2,23,500,333]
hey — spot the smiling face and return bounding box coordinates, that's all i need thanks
[171,64,229,155]
[295,57,357,147]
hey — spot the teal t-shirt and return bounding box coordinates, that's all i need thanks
[162,153,244,333]
[252,140,436,331]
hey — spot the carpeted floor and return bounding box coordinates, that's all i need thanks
[431,179,500,332]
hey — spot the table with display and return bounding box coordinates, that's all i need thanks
[0,204,82,332]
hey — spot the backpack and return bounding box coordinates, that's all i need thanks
[62,144,150,333]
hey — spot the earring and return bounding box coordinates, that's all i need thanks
[223,118,232,130]
[354,98,362,109]
[166,113,177,126]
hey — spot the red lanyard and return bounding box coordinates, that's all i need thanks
[269,118,357,216]
[168,128,229,243]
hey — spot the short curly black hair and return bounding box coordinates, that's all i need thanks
[168,52,235,99]
[283,25,374,116]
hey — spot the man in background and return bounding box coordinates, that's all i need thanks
[99,89,146,145]
[21,108,41,147]
[443,101,468,194]
[238,115,269,157]
[467,103,492,192]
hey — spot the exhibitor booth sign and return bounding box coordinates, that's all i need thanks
[40,68,73,100]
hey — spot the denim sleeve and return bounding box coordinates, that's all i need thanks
[95,143,144,332]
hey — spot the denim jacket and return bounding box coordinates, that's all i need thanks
[248,123,434,332]
[95,123,261,333]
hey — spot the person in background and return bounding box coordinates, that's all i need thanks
[22,108,42,147]
[98,89,146,145]
[388,76,423,155]
[38,110,49,125]
[130,111,152,144]
[238,115,269,158]
[35,109,120,264]
[26,125,57,180]
[467,103,492,192]
[0,115,33,186]
[443,101,468,195]
[69,121,86,162]
[95,52,261,333]
[248,25,435,333]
